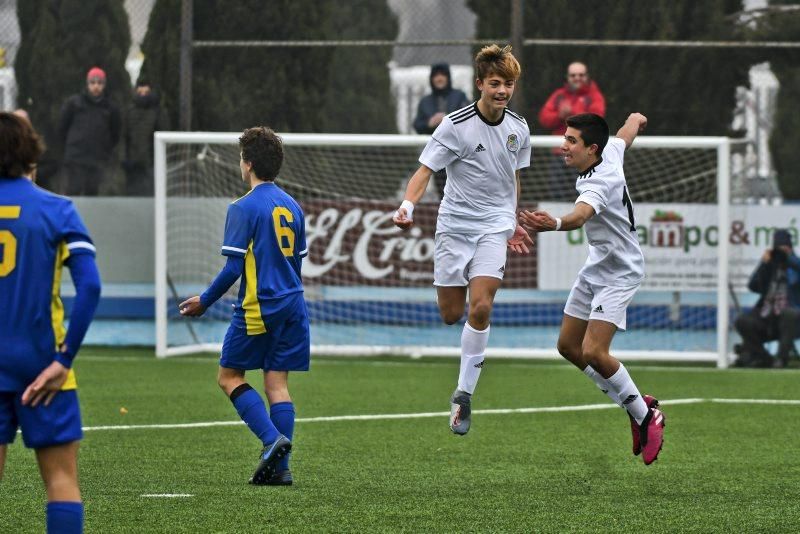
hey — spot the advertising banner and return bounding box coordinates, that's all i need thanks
[303,200,536,287]
[537,202,799,291]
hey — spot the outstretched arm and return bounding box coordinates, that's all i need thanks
[180,255,244,316]
[519,202,596,233]
[616,113,647,149]
[393,164,434,229]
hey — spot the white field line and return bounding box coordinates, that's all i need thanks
[76,354,800,374]
[709,398,800,405]
[140,494,194,498]
[79,397,795,432]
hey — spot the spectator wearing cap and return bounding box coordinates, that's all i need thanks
[123,80,170,196]
[734,229,800,368]
[58,66,121,196]
[413,64,470,199]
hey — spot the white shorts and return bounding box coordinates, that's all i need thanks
[564,273,640,331]
[433,231,512,287]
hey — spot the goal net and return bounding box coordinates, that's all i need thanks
[154,132,759,367]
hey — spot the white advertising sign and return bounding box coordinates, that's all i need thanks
[537,203,799,291]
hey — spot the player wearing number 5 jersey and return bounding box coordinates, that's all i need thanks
[0,112,101,534]
[180,127,309,486]
[519,112,665,465]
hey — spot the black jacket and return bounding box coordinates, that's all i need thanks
[413,64,470,134]
[59,91,122,164]
[125,92,169,165]
[748,252,800,311]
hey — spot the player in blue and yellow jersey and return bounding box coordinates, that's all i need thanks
[0,112,101,533]
[180,126,309,486]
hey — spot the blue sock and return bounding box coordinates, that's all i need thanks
[270,401,295,471]
[46,501,83,534]
[230,384,279,446]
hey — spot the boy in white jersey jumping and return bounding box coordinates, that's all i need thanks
[519,112,665,465]
[393,44,532,435]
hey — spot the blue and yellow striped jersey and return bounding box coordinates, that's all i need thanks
[0,177,96,391]
[221,182,307,335]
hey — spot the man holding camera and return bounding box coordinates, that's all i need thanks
[734,229,800,368]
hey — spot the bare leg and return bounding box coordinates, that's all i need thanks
[582,320,648,422]
[0,444,6,481]
[558,315,620,406]
[466,276,501,330]
[556,314,590,369]
[436,286,467,325]
[264,371,291,405]
[36,441,81,502]
[217,366,246,396]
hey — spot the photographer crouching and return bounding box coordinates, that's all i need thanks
[734,229,800,368]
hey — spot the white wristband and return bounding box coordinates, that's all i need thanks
[554,217,562,231]
[399,199,415,220]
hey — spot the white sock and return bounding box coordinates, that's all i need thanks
[583,365,623,407]
[605,363,649,424]
[457,322,490,394]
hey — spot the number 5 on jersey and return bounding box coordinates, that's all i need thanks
[272,207,295,257]
[0,206,21,277]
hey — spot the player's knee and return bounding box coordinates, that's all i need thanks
[217,372,238,393]
[468,300,493,326]
[581,344,607,367]
[557,339,580,360]
[440,308,463,325]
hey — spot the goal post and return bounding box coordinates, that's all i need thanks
[155,132,738,367]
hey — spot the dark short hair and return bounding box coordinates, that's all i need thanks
[238,126,284,180]
[0,112,45,178]
[773,229,792,248]
[565,113,609,155]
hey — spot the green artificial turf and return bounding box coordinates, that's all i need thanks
[1,347,798,532]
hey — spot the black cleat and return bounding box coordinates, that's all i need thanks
[265,469,293,486]
[249,435,292,485]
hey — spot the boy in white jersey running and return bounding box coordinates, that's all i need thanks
[393,44,533,435]
[519,112,665,465]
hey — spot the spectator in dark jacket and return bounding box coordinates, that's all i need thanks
[123,80,169,196]
[59,67,121,196]
[413,64,470,199]
[734,229,800,368]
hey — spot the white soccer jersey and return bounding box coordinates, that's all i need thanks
[574,137,645,286]
[419,103,531,235]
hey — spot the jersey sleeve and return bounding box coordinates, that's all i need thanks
[575,175,610,215]
[419,118,460,171]
[60,200,96,257]
[605,137,626,165]
[517,131,532,170]
[220,202,253,257]
[295,205,308,259]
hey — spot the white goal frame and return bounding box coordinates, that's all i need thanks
[155,132,731,367]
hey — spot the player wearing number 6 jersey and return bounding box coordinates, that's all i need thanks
[180,127,309,485]
[519,112,665,465]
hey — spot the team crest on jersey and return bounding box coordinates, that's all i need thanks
[506,134,519,152]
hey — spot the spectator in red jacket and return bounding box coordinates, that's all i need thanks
[538,62,606,200]
[539,62,606,135]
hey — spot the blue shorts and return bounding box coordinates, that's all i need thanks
[0,390,83,449]
[220,297,310,372]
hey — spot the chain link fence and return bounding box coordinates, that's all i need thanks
[0,0,796,199]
